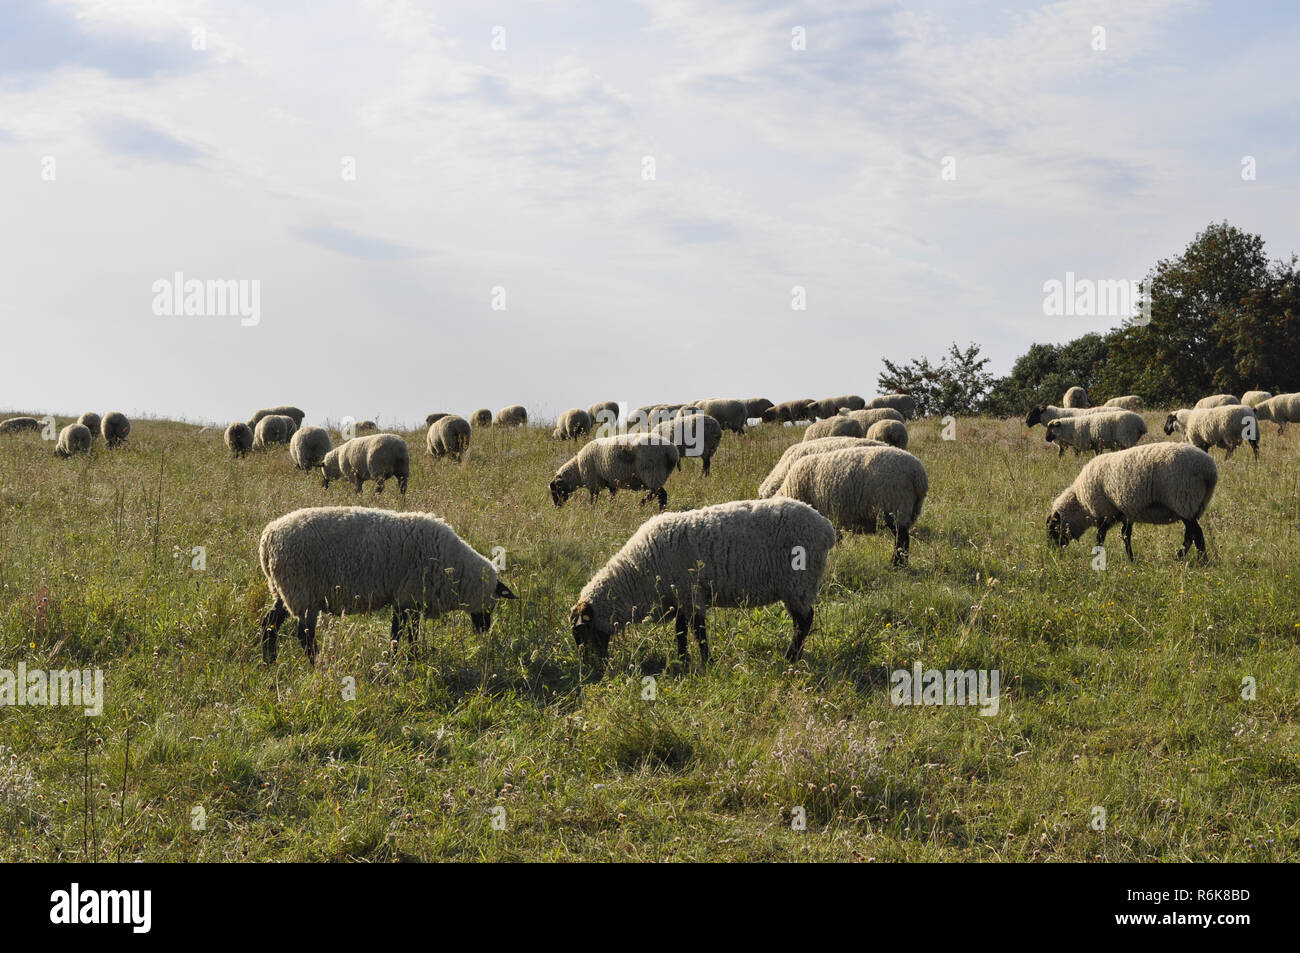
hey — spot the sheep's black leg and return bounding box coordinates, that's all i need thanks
[656,488,668,511]
[398,474,408,494]
[892,526,910,567]
[702,455,711,477]
[690,612,709,665]
[883,513,897,532]
[470,610,491,634]
[1095,516,1113,545]
[296,609,319,664]
[785,606,814,662]
[374,477,385,494]
[1250,439,1259,459]
[261,598,289,663]
[1120,521,1134,561]
[1177,519,1206,559]
[1190,519,1206,556]
[673,611,690,663]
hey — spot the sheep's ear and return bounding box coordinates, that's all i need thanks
[495,580,517,600]
[574,600,594,623]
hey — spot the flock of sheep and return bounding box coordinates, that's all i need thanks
[6,383,1294,667]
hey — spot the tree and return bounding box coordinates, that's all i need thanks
[982,333,1112,416]
[877,342,994,416]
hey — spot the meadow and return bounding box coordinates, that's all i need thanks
[0,411,1297,861]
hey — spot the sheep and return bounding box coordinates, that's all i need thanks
[258,506,517,663]
[252,414,296,449]
[1024,404,1115,428]
[289,425,333,470]
[1047,443,1218,560]
[844,407,905,429]
[1241,390,1272,408]
[1102,395,1144,411]
[744,398,775,421]
[101,412,131,448]
[77,412,101,438]
[54,423,91,458]
[494,405,528,427]
[810,398,845,420]
[1163,405,1259,459]
[354,420,379,434]
[1252,393,1300,434]
[570,497,835,665]
[225,422,253,457]
[427,415,471,461]
[1062,386,1089,408]
[757,435,887,498]
[1194,394,1240,409]
[471,409,493,428]
[803,416,866,441]
[688,399,746,434]
[320,433,410,494]
[554,408,594,440]
[0,417,42,436]
[652,412,722,476]
[249,406,305,428]
[762,399,819,424]
[425,412,451,426]
[588,401,620,432]
[1044,410,1147,457]
[776,445,928,566]
[865,419,909,449]
[867,394,917,418]
[832,394,867,411]
[549,434,679,511]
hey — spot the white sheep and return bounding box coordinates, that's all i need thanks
[77,412,101,439]
[652,412,722,476]
[549,434,679,510]
[258,506,517,663]
[744,398,775,421]
[494,405,528,427]
[1062,386,1089,408]
[0,417,42,436]
[289,425,332,470]
[831,394,867,411]
[803,416,865,441]
[845,407,905,430]
[1047,443,1218,560]
[554,408,594,440]
[471,409,493,428]
[570,497,836,665]
[1194,394,1240,409]
[687,399,747,434]
[1044,410,1147,457]
[865,418,909,449]
[225,422,253,457]
[1163,406,1259,458]
[54,423,91,458]
[101,411,131,447]
[588,401,620,429]
[1252,393,1300,434]
[867,394,917,418]
[757,435,887,498]
[1024,404,1114,428]
[1102,395,1144,411]
[1240,391,1272,408]
[426,415,471,460]
[776,445,928,566]
[252,414,296,449]
[320,433,410,494]
[249,406,305,428]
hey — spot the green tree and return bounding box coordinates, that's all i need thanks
[877,342,994,416]
[981,333,1112,416]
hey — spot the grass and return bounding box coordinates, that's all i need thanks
[0,412,1297,861]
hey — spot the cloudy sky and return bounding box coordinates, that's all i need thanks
[2,0,1297,427]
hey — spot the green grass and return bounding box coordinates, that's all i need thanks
[0,413,1297,861]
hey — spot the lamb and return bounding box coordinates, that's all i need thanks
[224,422,253,457]
[652,412,722,476]
[688,399,747,434]
[569,498,835,665]
[1102,395,1144,411]
[101,412,131,448]
[494,405,528,427]
[1252,393,1300,434]
[426,415,471,460]
[757,436,887,498]
[1047,443,1218,560]
[258,506,517,663]
[867,394,917,418]
[554,408,594,440]
[1194,394,1240,409]
[471,409,493,428]
[0,417,42,436]
[252,414,296,449]
[77,412,101,438]
[776,445,928,566]
[844,407,905,429]
[289,425,333,470]
[1025,404,1115,428]
[1062,386,1089,408]
[1240,391,1272,408]
[865,419,909,449]
[803,416,865,441]
[744,398,775,421]
[549,434,680,510]
[1163,405,1259,458]
[54,423,92,458]
[320,433,410,494]
[1044,410,1147,457]
[249,406,305,428]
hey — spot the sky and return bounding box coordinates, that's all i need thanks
[1,0,1298,428]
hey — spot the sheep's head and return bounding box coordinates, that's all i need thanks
[1044,420,1061,443]
[569,600,611,660]
[549,476,571,507]
[1025,405,1047,427]
[1162,413,1179,435]
[1046,489,1089,547]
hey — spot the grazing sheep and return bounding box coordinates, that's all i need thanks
[252,414,296,449]
[757,436,887,498]
[77,412,101,438]
[688,399,747,434]
[844,407,905,429]
[570,498,836,665]
[554,408,594,440]
[549,434,679,511]
[425,412,451,426]
[744,398,775,421]
[1062,386,1089,408]
[1025,404,1115,428]
[865,418,909,449]
[427,415,471,460]
[354,420,379,434]
[101,412,131,448]
[289,426,332,470]
[1194,394,1240,409]
[54,423,91,458]
[588,401,620,432]
[1252,393,1300,434]
[471,409,493,428]
[1047,443,1218,560]
[1163,405,1259,458]
[1102,395,1144,411]
[320,433,410,494]
[776,446,928,566]
[867,394,917,419]
[652,412,722,476]
[1044,410,1147,457]
[494,405,528,427]
[810,398,845,420]
[1241,390,1272,408]
[804,416,866,441]
[761,399,817,424]
[225,422,253,457]
[0,417,42,436]
[258,506,517,663]
[249,406,305,428]
[832,394,867,411]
